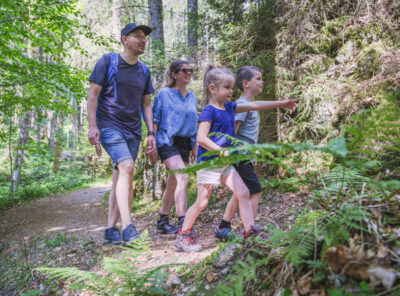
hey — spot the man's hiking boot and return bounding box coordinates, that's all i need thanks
[244,224,268,239]
[175,229,202,252]
[157,216,179,234]
[214,225,243,241]
[104,226,123,245]
[122,224,140,243]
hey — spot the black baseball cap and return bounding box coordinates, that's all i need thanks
[121,23,152,37]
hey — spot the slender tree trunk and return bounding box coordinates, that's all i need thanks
[149,0,165,85]
[71,98,77,161]
[112,0,122,39]
[11,112,31,193]
[53,112,64,173]
[187,0,198,65]
[77,102,83,146]
[49,111,56,149]
[35,107,42,143]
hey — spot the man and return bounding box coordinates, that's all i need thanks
[87,23,155,244]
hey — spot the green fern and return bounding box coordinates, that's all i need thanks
[176,135,348,175]
[213,255,269,296]
[37,231,189,295]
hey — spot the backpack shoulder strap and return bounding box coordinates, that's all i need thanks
[97,53,119,118]
[138,61,151,122]
[105,53,119,85]
[139,61,150,85]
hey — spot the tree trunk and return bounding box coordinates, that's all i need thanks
[149,0,165,85]
[35,107,42,143]
[71,98,77,161]
[49,111,56,149]
[11,112,31,193]
[112,0,122,39]
[53,113,64,173]
[187,0,198,65]
[77,102,83,146]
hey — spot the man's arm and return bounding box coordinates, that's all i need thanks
[142,94,156,154]
[87,82,103,145]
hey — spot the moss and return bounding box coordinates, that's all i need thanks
[354,43,386,79]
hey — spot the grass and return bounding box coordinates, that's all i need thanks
[0,160,112,212]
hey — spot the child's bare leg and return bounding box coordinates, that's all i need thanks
[223,172,254,232]
[250,192,262,217]
[222,190,262,223]
[181,183,213,231]
[222,195,238,222]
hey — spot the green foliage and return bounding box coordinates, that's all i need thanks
[0,159,109,211]
[262,176,304,192]
[268,202,369,266]
[214,255,269,296]
[178,134,348,175]
[0,0,100,112]
[37,231,189,295]
[45,233,77,248]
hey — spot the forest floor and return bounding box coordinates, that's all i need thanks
[0,181,309,295]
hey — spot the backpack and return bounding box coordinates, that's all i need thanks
[97,52,150,120]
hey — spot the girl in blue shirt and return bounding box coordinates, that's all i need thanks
[175,66,300,252]
[152,60,198,234]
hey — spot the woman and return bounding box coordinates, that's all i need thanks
[152,60,198,234]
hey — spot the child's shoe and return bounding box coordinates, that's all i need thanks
[214,225,243,241]
[175,229,203,252]
[244,224,268,239]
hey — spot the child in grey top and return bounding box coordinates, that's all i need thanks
[234,96,260,144]
[215,66,299,241]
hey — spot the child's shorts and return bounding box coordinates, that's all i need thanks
[196,165,236,185]
[233,161,262,194]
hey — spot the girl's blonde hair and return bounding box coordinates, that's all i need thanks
[202,65,234,105]
[163,59,189,88]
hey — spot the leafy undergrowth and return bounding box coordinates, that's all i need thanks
[0,232,117,296]
[171,168,400,296]
[0,159,111,212]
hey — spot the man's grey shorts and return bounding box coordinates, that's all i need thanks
[100,128,140,169]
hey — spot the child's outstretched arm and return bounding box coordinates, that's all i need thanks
[235,99,301,113]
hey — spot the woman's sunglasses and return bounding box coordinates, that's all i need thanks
[175,68,193,74]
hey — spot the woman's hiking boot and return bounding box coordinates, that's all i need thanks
[157,216,179,234]
[214,225,243,241]
[104,226,123,245]
[122,224,140,243]
[175,229,202,252]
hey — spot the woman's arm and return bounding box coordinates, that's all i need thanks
[235,99,301,113]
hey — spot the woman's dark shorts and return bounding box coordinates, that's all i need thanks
[233,161,262,195]
[157,136,192,163]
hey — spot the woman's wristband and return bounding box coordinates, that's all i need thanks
[147,131,155,136]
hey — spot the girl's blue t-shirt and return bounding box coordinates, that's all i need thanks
[197,101,237,163]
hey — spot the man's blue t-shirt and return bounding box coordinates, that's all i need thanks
[153,87,198,149]
[197,101,237,163]
[89,53,154,139]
